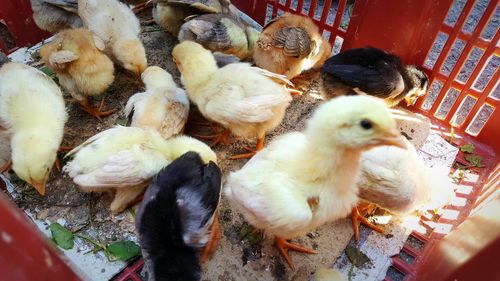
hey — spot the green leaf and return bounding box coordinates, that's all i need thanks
[345,245,370,267]
[39,66,56,79]
[465,154,484,167]
[114,117,128,126]
[460,143,475,153]
[49,223,74,250]
[105,241,141,261]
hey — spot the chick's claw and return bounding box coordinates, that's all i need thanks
[0,159,12,173]
[200,212,221,263]
[229,135,265,160]
[79,99,117,120]
[351,206,384,242]
[193,130,231,148]
[274,237,316,270]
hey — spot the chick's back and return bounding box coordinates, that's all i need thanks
[0,63,67,132]
[197,63,292,138]
[40,28,114,98]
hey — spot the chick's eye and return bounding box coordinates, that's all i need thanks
[360,119,373,130]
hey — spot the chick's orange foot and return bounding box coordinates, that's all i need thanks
[200,212,221,263]
[351,206,384,242]
[0,159,12,173]
[229,135,265,160]
[193,130,232,148]
[79,99,117,120]
[274,236,316,270]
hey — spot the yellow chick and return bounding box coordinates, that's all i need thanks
[124,66,189,139]
[224,95,406,269]
[63,126,216,213]
[0,63,67,195]
[153,0,231,36]
[40,28,116,119]
[79,0,148,75]
[352,138,454,241]
[31,0,82,33]
[178,13,260,60]
[253,13,332,79]
[172,41,292,159]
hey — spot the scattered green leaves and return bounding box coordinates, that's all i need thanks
[460,143,475,154]
[50,223,74,250]
[114,117,128,126]
[39,65,58,82]
[345,245,370,267]
[465,154,484,167]
[238,225,264,246]
[105,241,141,261]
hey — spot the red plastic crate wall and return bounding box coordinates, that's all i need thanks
[0,0,49,54]
[233,0,499,154]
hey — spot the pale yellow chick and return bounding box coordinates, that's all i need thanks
[253,13,332,79]
[314,268,347,281]
[225,95,406,269]
[172,41,292,158]
[0,63,68,195]
[79,0,147,75]
[40,28,116,119]
[124,66,189,139]
[63,126,216,213]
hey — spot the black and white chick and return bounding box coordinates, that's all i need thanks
[135,151,222,281]
[320,47,429,107]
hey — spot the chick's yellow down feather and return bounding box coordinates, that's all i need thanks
[358,138,454,214]
[63,126,216,213]
[0,63,68,195]
[124,66,189,139]
[225,95,406,268]
[253,13,332,79]
[40,28,115,118]
[172,41,292,151]
[79,0,147,75]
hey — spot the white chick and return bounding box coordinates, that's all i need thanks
[0,63,67,195]
[352,138,454,240]
[63,126,216,213]
[78,0,147,75]
[225,95,406,269]
[172,41,292,159]
[124,66,189,139]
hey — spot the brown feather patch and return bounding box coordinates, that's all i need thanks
[272,27,312,58]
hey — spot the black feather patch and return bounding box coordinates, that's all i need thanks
[136,152,222,281]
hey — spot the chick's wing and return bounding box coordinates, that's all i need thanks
[72,147,168,189]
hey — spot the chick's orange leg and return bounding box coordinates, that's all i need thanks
[79,99,117,120]
[229,135,265,160]
[351,205,384,242]
[274,237,316,270]
[0,159,12,173]
[200,212,221,263]
[193,130,232,148]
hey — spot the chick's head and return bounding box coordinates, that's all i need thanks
[166,135,217,164]
[141,66,176,90]
[113,39,147,76]
[11,132,59,195]
[172,41,218,90]
[404,65,429,106]
[306,95,406,151]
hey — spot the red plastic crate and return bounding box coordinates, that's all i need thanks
[0,0,49,54]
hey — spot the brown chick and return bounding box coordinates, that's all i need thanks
[40,28,116,119]
[253,13,332,80]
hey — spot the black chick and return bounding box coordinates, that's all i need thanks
[320,47,429,107]
[136,151,222,281]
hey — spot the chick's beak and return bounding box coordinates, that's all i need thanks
[29,178,46,196]
[377,130,407,149]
